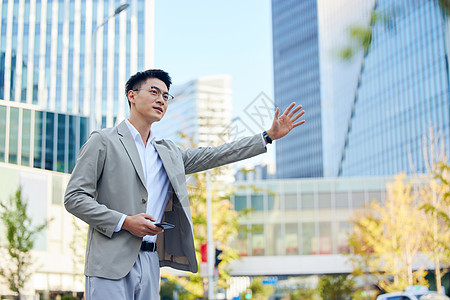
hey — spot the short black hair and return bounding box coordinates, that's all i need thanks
[125,69,172,107]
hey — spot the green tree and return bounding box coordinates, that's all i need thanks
[0,187,49,298]
[419,161,450,294]
[317,274,355,300]
[289,285,317,300]
[348,174,428,292]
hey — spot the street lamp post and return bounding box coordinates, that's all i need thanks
[89,3,129,132]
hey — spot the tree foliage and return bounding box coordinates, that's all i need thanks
[348,174,429,292]
[418,161,450,293]
[0,187,49,297]
[317,274,355,300]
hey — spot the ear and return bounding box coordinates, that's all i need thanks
[127,90,136,106]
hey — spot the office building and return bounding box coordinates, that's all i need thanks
[0,162,85,298]
[225,175,388,298]
[271,0,323,178]
[272,0,449,178]
[318,0,374,177]
[339,0,450,176]
[0,0,154,173]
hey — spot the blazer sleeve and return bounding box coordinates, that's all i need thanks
[181,134,267,175]
[64,131,123,238]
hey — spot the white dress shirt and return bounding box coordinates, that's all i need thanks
[115,119,171,243]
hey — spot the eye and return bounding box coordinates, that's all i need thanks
[149,89,159,96]
[162,94,169,101]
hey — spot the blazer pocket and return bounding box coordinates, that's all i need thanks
[163,211,185,256]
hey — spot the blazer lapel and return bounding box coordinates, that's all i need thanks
[153,142,176,182]
[117,121,146,189]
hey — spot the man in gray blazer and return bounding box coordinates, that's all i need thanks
[64,69,305,299]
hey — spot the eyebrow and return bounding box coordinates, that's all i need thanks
[149,86,169,95]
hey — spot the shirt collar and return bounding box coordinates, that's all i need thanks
[125,119,156,146]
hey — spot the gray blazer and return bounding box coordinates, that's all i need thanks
[64,121,266,279]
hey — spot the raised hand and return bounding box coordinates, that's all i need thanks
[266,102,305,141]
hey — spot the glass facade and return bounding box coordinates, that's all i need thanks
[0,0,154,128]
[232,176,390,257]
[0,0,154,173]
[339,0,450,176]
[0,101,89,173]
[272,0,323,178]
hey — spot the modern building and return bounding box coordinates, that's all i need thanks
[230,176,389,272]
[0,100,89,173]
[271,0,324,178]
[338,0,450,176]
[224,175,390,298]
[0,162,86,298]
[0,0,155,173]
[317,0,374,177]
[272,0,449,178]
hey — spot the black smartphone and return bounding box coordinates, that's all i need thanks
[154,222,175,230]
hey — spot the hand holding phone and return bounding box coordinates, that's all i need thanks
[153,222,175,230]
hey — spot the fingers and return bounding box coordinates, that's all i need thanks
[282,102,296,116]
[293,119,306,128]
[142,213,156,222]
[288,106,303,118]
[282,102,304,119]
[274,107,280,119]
[291,110,305,122]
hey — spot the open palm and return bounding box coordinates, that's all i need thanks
[267,102,305,140]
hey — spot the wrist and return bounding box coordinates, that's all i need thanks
[263,130,273,144]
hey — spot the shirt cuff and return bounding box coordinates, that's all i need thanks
[261,133,268,146]
[114,214,127,232]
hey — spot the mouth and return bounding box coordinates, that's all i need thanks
[153,107,163,113]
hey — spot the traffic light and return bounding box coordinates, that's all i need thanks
[244,289,252,299]
[214,248,223,267]
[200,243,207,263]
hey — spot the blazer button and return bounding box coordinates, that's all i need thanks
[142,198,147,204]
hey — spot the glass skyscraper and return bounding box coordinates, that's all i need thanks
[0,0,154,173]
[271,0,323,179]
[272,0,449,178]
[339,0,450,176]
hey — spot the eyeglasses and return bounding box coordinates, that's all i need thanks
[133,86,174,103]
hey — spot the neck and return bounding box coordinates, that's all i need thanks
[127,116,152,145]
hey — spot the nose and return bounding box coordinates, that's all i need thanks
[155,95,165,105]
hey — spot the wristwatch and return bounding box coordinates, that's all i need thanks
[263,131,272,144]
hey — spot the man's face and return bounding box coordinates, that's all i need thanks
[128,78,169,124]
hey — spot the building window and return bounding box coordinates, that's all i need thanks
[286,223,298,255]
[34,111,43,168]
[301,222,315,255]
[251,224,265,256]
[233,195,247,211]
[9,107,19,164]
[0,105,6,162]
[301,193,314,209]
[21,109,32,166]
[45,112,55,170]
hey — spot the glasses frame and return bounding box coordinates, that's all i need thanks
[133,85,174,103]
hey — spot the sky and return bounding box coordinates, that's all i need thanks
[153,0,276,168]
